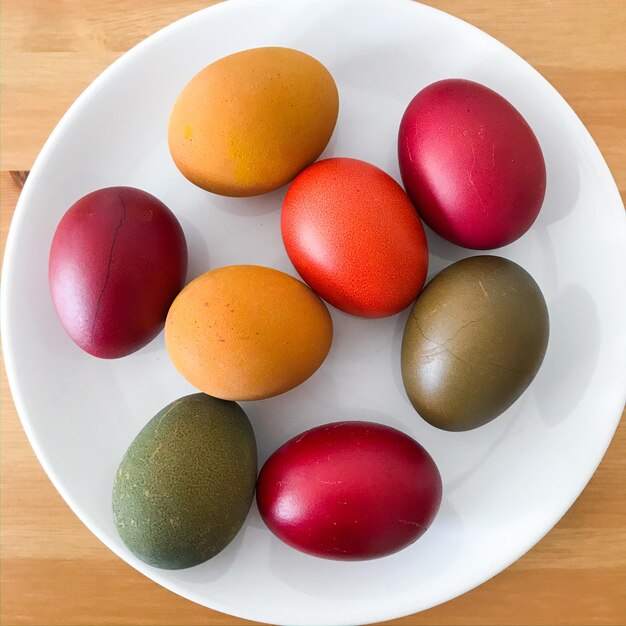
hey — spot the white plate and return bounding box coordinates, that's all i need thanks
[2,0,625,624]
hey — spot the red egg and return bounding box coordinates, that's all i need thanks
[49,187,188,358]
[398,79,546,249]
[281,158,428,318]
[257,421,442,561]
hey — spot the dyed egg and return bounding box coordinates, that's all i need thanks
[402,256,549,431]
[281,158,429,317]
[49,187,187,358]
[168,47,339,197]
[165,265,333,400]
[113,393,257,569]
[398,79,546,249]
[257,421,442,560]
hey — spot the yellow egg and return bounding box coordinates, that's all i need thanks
[165,266,333,401]
[168,47,339,197]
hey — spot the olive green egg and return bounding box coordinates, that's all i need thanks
[112,393,257,569]
[401,256,549,431]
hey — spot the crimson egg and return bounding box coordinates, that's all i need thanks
[257,421,442,560]
[49,186,187,358]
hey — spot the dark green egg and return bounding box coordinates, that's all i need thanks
[112,393,257,569]
[401,256,549,431]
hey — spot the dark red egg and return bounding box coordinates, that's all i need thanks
[257,421,442,560]
[398,79,546,249]
[281,158,428,318]
[49,186,188,358]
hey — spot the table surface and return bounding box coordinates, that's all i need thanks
[1,1,625,624]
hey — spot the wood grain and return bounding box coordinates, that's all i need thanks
[1,1,625,625]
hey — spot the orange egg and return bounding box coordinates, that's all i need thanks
[165,266,333,401]
[168,47,339,197]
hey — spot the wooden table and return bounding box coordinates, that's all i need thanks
[1,1,625,624]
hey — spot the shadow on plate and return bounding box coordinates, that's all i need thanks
[391,307,412,403]
[424,226,478,270]
[207,184,286,218]
[529,104,582,228]
[178,216,211,283]
[533,284,600,425]
[266,497,463,600]
[441,396,525,495]
[166,504,265,584]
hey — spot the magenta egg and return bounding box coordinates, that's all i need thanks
[398,79,546,249]
[49,186,188,358]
